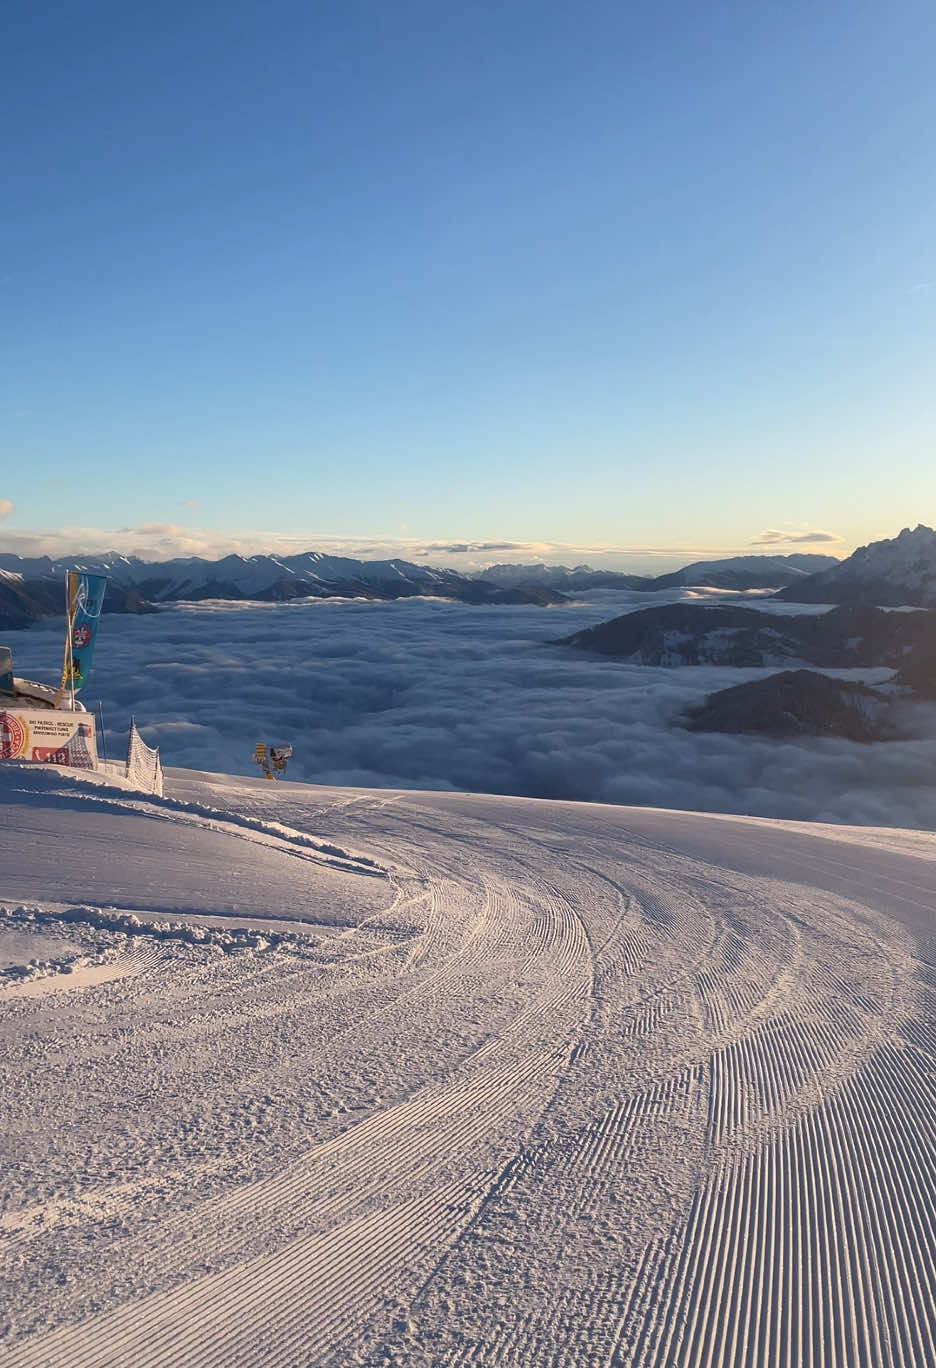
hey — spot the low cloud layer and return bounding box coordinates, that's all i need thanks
[7,590,936,830]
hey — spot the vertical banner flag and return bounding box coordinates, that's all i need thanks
[0,646,14,696]
[58,572,108,700]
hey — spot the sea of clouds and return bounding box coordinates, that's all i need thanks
[7,588,936,829]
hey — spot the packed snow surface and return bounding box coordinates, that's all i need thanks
[1,764,935,1366]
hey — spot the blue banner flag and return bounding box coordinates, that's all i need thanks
[59,572,107,697]
[0,645,13,696]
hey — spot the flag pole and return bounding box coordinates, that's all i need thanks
[66,570,74,710]
[70,614,76,711]
[54,571,75,709]
[97,699,108,765]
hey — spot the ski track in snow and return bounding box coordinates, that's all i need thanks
[1,771,935,1366]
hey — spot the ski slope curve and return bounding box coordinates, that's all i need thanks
[1,765,935,1367]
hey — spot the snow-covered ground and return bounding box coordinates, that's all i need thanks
[2,762,935,1366]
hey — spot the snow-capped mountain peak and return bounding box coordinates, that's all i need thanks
[777,525,936,606]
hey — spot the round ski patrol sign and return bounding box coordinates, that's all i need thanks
[0,712,27,760]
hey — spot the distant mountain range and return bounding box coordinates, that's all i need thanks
[0,549,840,603]
[2,527,933,644]
[0,553,569,630]
[483,527,936,606]
[477,552,837,593]
[0,552,565,607]
[0,548,843,631]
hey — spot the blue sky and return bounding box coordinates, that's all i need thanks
[2,0,933,568]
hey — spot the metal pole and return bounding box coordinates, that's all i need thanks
[97,699,107,766]
[69,572,77,713]
[54,570,73,709]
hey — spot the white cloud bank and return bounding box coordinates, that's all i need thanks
[6,590,936,830]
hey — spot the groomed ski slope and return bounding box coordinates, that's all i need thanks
[1,765,935,1367]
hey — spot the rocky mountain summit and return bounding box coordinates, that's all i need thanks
[776,526,936,607]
